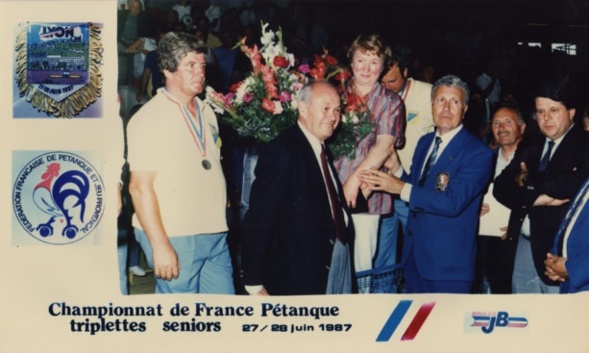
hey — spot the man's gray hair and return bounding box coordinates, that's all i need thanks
[297,80,334,105]
[157,32,207,74]
[431,74,470,105]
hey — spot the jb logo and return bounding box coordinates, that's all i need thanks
[471,311,528,334]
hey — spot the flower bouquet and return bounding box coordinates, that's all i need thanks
[205,22,306,143]
[303,51,374,160]
[328,89,374,160]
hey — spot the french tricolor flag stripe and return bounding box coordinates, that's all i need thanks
[376,301,436,342]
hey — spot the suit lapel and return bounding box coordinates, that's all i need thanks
[414,134,435,181]
[429,128,467,177]
[293,125,324,186]
[547,126,580,171]
[292,125,332,204]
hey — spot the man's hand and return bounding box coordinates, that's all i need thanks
[152,242,179,281]
[252,287,270,296]
[533,194,570,207]
[480,202,490,217]
[515,162,528,187]
[544,252,568,282]
[343,180,359,209]
[358,169,404,194]
[499,226,508,240]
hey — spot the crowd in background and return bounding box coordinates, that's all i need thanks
[116,0,589,295]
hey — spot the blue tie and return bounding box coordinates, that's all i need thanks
[538,140,555,172]
[419,136,442,186]
[556,178,589,256]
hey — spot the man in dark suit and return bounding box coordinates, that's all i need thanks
[545,176,589,293]
[360,75,493,293]
[241,81,353,295]
[494,77,589,294]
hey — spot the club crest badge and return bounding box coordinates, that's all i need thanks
[12,151,105,245]
[14,22,103,118]
[435,172,450,192]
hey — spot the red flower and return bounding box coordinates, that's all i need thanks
[273,55,289,68]
[345,93,367,113]
[315,60,326,71]
[334,70,351,83]
[240,38,263,74]
[324,55,338,66]
[262,97,275,113]
[261,66,279,99]
[250,52,263,74]
[310,67,325,80]
[345,93,360,112]
[229,81,242,93]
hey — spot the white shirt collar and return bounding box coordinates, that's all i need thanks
[297,121,323,156]
[435,124,463,144]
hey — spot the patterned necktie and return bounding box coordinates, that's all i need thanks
[538,140,555,172]
[419,136,442,186]
[557,178,589,256]
[320,145,347,244]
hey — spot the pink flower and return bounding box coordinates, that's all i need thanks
[279,91,291,103]
[209,90,227,105]
[240,37,263,74]
[223,93,235,105]
[243,93,254,103]
[261,66,279,99]
[250,52,263,74]
[292,82,304,92]
[298,64,310,74]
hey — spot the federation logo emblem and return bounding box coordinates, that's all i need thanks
[13,151,105,244]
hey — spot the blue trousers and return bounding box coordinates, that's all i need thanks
[135,229,235,294]
[374,199,409,268]
[117,242,128,295]
[512,234,559,294]
[404,247,472,294]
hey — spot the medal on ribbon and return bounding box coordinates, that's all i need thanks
[14,22,103,118]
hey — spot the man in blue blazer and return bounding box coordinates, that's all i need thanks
[360,75,493,293]
[545,176,589,293]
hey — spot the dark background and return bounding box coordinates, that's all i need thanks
[142,0,589,112]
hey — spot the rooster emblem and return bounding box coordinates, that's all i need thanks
[33,162,90,239]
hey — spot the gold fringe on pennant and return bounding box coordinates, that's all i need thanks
[15,23,103,118]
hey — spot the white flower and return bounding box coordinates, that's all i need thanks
[261,44,280,66]
[273,101,283,115]
[210,103,224,115]
[235,76,254,103]
[286,53,295,68]
[260,23,274,47]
